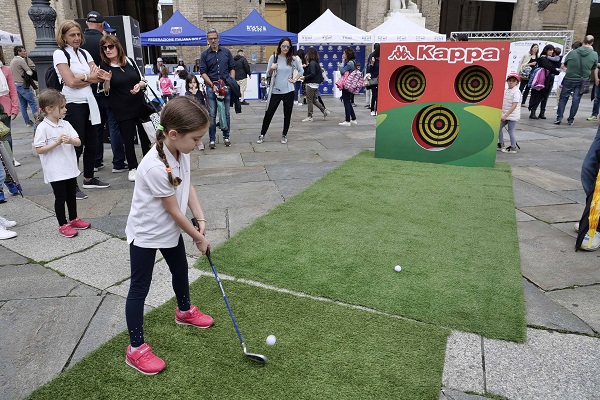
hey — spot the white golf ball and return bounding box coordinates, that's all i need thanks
[394,265,402,272]
[266,335,277,346]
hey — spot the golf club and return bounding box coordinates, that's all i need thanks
[192,218,267,365]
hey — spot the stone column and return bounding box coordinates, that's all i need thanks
[27,0,57,91]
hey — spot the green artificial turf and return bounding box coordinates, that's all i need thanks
[201,151,526,342]
[28,277,449,400]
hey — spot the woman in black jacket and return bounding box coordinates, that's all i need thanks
[528,44,560,119]
[301,47,330,122]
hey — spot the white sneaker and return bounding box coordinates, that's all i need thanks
[370,111,376,116]
[13,159,20,167]
[128,168,137,182]
[350,120,358,125]
[0,215,16,228]
[580,231,600,251]
[574,222,579,233]
[338,121,351,126]
[256,135,264,144]
[281,135,288,144]
[323,109,331,119]
[302,116,313,122]
[0,224,17,239]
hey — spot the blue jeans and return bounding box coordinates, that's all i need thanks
[205,86,231,142]
[581,125,600,196]
[94,96,126,169]
[592,84,600,117]
[15,84,37,124]
[556,79,583,123]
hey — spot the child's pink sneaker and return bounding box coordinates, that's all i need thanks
[198,142,205,151]
[175,305,214,328]
[125,344,166,375]
[69,217,91,230]
[58,224,78,238]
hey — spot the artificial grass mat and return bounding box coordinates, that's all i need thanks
[28,277,449,400]
[200,151,526,342]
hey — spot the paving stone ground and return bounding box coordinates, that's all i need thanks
[1,96,599,400]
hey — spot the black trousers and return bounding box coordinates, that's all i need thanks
[260,91,294,137]
[370,85,379,112]
[519,80,531,105]
[64,103,98,180]
[117,118,151,170]
[50,177,78,226]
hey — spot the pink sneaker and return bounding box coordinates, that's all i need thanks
[175,305,214,328]
[69,217,91,230]
[125,344,166,375]
[197,142,205,151]
[58,224,78,238]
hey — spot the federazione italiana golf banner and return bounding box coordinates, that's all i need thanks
[375,41,509,167]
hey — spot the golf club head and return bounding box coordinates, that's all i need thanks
[245,351,268,365]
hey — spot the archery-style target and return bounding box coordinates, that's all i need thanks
[392,66,426,103]
[454,66,493,103]
[412,105,459,151]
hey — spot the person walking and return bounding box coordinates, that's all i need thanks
[81,10,128,175]
[33,89,91,238]
[256,37,303,144]
[53,19,110,200]
[301,47,329,122]
[9,46,37,127]
[234,49,251,105]
[555,35,599,125]
[338,47,358,127]
[0,51,20,182]
[294,48,306,106]
[518,44,539,108]
[124,97,213,375]
[367,43,380,116]
[200,28,235,149]
[97,35,150,183]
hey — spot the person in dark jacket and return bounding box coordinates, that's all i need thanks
[528,44,559,119]
[234,49,251,105]
[366,43,380,116]
[301,47,329,122]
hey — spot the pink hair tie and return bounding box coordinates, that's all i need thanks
[166,167,172,173]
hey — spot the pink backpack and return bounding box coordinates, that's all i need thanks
[530,68,547,91]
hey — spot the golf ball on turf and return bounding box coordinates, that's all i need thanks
[266,335,277,346]
[394,265,402,272]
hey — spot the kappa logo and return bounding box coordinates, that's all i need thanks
[388,45,501,64]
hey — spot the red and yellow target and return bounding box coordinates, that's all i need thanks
[391,66,426,103]
[412,105,459,150]
[455,66,494,103]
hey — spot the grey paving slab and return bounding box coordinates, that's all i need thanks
[515,209,535,222]
[87,214,127,238]
[265,161,339,181]
[316,147,364,162]
[547,285,600,333]
[275,178,319,200]
[554,189,586,205]
[484,328,600,400]
[29,188,130,219]
[0,196,53,225]
[512,179,575,208]
[552,222,579,238]
[0,264,79,301]
[0,297,102,400]
[524,280,594,334]
[285,139,328,151]
[440,388,490,400]
[196,152,245,169]
[518,203,584,223]
[514,130,555,141]
[45,238,130,290]
[241,150,324,166]
[0,217,111,263]
[227,204,278,237]
[0,246,28,265]
[199,180,283,210]
[317,137,376,149]
[69,283,102,297]
[518,221,600,290]
[442,331,485,394]
[191,165,268,186]
[107,256,204,308]
[511,166,582,191]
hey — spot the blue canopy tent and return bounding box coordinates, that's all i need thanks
[219,9,298,45]
[141,10,206,46]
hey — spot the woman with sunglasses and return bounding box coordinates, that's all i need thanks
[53,20,110,199]
[257,37,303,144]
[96,35,150,183]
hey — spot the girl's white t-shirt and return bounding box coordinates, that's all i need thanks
[126,145,191,248]
[33,119,80,184]
[53,46,94,102]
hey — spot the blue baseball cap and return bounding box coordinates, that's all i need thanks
[103,21,116,33]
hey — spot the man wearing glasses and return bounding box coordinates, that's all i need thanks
[200,28,236,149]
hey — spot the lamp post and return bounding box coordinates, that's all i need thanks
[27,0,57,90]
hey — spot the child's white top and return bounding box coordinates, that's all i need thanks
[126,145,191,248]
[33,118,80,184]
[53,46,94,102]
[502,86,521,121]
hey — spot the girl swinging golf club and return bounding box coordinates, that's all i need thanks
[124,96,212,375]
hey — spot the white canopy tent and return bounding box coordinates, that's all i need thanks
[369,13,446,42]
[0,30,22,46]
[298,9,373,45]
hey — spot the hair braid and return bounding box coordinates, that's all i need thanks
[154,128,182,188]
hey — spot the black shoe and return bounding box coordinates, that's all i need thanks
[241,101,249,105]
[224,137,231,147]
[554,120,561,125]
[75,185,88,200]
[538,113,546,119]
[529,113,539,120]
[82,177,110,189]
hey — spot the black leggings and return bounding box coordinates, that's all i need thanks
[370,86,378,112]
[260,91,294,137]
[50,177,78,226]
[126,236,191,347]
[519,80,531,106]
[64,103,98,180]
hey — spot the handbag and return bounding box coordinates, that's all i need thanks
[576,51,591,95]
[336,71,349,90]
[141,114,159,144]
[366,77,378,88]
[343,70,364,94]
[0,120,9,141]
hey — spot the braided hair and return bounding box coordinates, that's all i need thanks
[154,96,209,187]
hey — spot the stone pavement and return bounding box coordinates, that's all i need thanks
[0,96,599,400]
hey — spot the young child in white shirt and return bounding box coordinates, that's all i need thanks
[33,89,91,237]
[499,73,522,154]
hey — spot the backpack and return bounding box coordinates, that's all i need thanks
[528,67,547,91]
[45,48,88,91]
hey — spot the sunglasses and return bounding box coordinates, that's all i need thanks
[101,44,115,51]
[281,45,290,49]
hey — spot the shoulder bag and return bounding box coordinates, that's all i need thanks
[576,52,590,95]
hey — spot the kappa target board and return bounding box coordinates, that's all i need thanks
[375,42,509,167]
